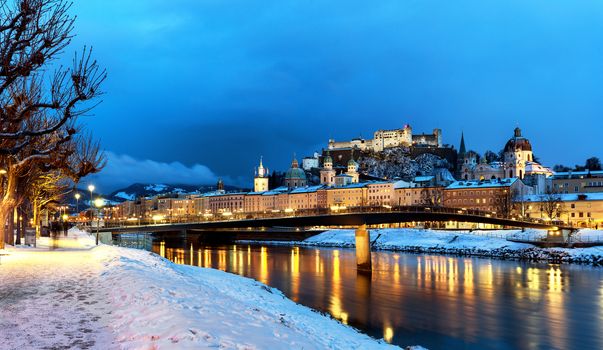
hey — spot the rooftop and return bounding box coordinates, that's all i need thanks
[446,178,518,190]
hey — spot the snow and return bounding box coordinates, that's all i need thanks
[359,148,450,180]
[145,183,168,192]
[0,228,405,349]
[256,228,603,265]
[114,191,135,201]
[303,228,535,251]
[523,192,603,202]
[446,178,517,189]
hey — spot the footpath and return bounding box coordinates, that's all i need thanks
[0,229,411,350]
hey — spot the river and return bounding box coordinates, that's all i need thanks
[115,235,603,349]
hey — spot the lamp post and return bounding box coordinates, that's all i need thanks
[87,184,95,229]
[94,198,104,245]
[74,192,81,213]
[88,184,95,206]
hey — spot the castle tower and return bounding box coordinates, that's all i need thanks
[320,151,336,186]
[253,157,269,192]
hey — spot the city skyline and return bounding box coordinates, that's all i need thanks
[72,1,603,191]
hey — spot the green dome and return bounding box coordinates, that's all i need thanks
[285,167,307,180]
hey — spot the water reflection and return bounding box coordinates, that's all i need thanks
[142,238,603,350]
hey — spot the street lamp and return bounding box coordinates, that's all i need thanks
[94,198,105,245]
[74,192,81,213]
[88,184,95,207]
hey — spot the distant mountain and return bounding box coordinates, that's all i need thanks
[106,183,244,203]
[62,182,247,209]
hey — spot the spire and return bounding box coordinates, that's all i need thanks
[459,132,466,155]
[257,156,266,178]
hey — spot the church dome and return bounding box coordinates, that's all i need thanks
[504,127,532,153]
[285,158,307,180]
[285,167,307,180]
[347,158,357,167]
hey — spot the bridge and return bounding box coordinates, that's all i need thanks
[98,206,567,272]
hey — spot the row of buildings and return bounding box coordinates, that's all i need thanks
[106,125,603,228]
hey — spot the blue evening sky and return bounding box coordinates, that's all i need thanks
[71,1,603,191]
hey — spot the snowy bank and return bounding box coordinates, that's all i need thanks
[0,228,415,349]
[245,229,603,266]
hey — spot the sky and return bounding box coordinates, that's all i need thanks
[68,0,603,192]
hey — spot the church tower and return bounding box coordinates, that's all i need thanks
[456,132,467,179]
[320,151,336,186]
[253,157,269,192]
[346,149,359,183]
[503,127,533,179]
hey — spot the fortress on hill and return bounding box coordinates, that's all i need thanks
[328,124,442,152]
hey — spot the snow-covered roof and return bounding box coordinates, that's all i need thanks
[262,186,289,196]
[289,185,324,194]
[525,162,553,175]
[366,181,392,186]
[204,191,247,197]
[414,176,434,182]
[246,191,265,196]
[553,170,603,179]
[393,180,415,189]
[523,192,603,202]
[446,178,517,190]
[326,183,367,190]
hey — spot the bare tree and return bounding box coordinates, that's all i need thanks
[0,0,106,248]
[420,187,442,207]
[540,190,565,221]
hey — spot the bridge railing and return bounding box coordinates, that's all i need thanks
[98,204,560,228]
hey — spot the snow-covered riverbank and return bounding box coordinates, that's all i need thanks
[0,228,416,349]
[243,229,603,266]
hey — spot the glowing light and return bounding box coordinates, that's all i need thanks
[93,198,105,208]
[383,326,394,343]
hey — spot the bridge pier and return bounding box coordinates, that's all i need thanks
[355,224,372,272]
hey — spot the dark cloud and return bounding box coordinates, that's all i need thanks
[70,1,603,190]
[85,152,230,193]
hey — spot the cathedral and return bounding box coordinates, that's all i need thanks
[458,127,553,181]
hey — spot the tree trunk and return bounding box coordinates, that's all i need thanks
[0,172,18,248]
[6,209,14,246]
[15,207,22,245]
[0,208,6,250]
[33,200,40,238]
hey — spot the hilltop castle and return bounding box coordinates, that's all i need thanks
[328,124,442,152]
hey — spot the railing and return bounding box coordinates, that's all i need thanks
[96,205,559,229]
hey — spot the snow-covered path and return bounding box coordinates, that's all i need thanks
[0,230,402,349]
[0,244,115,349]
